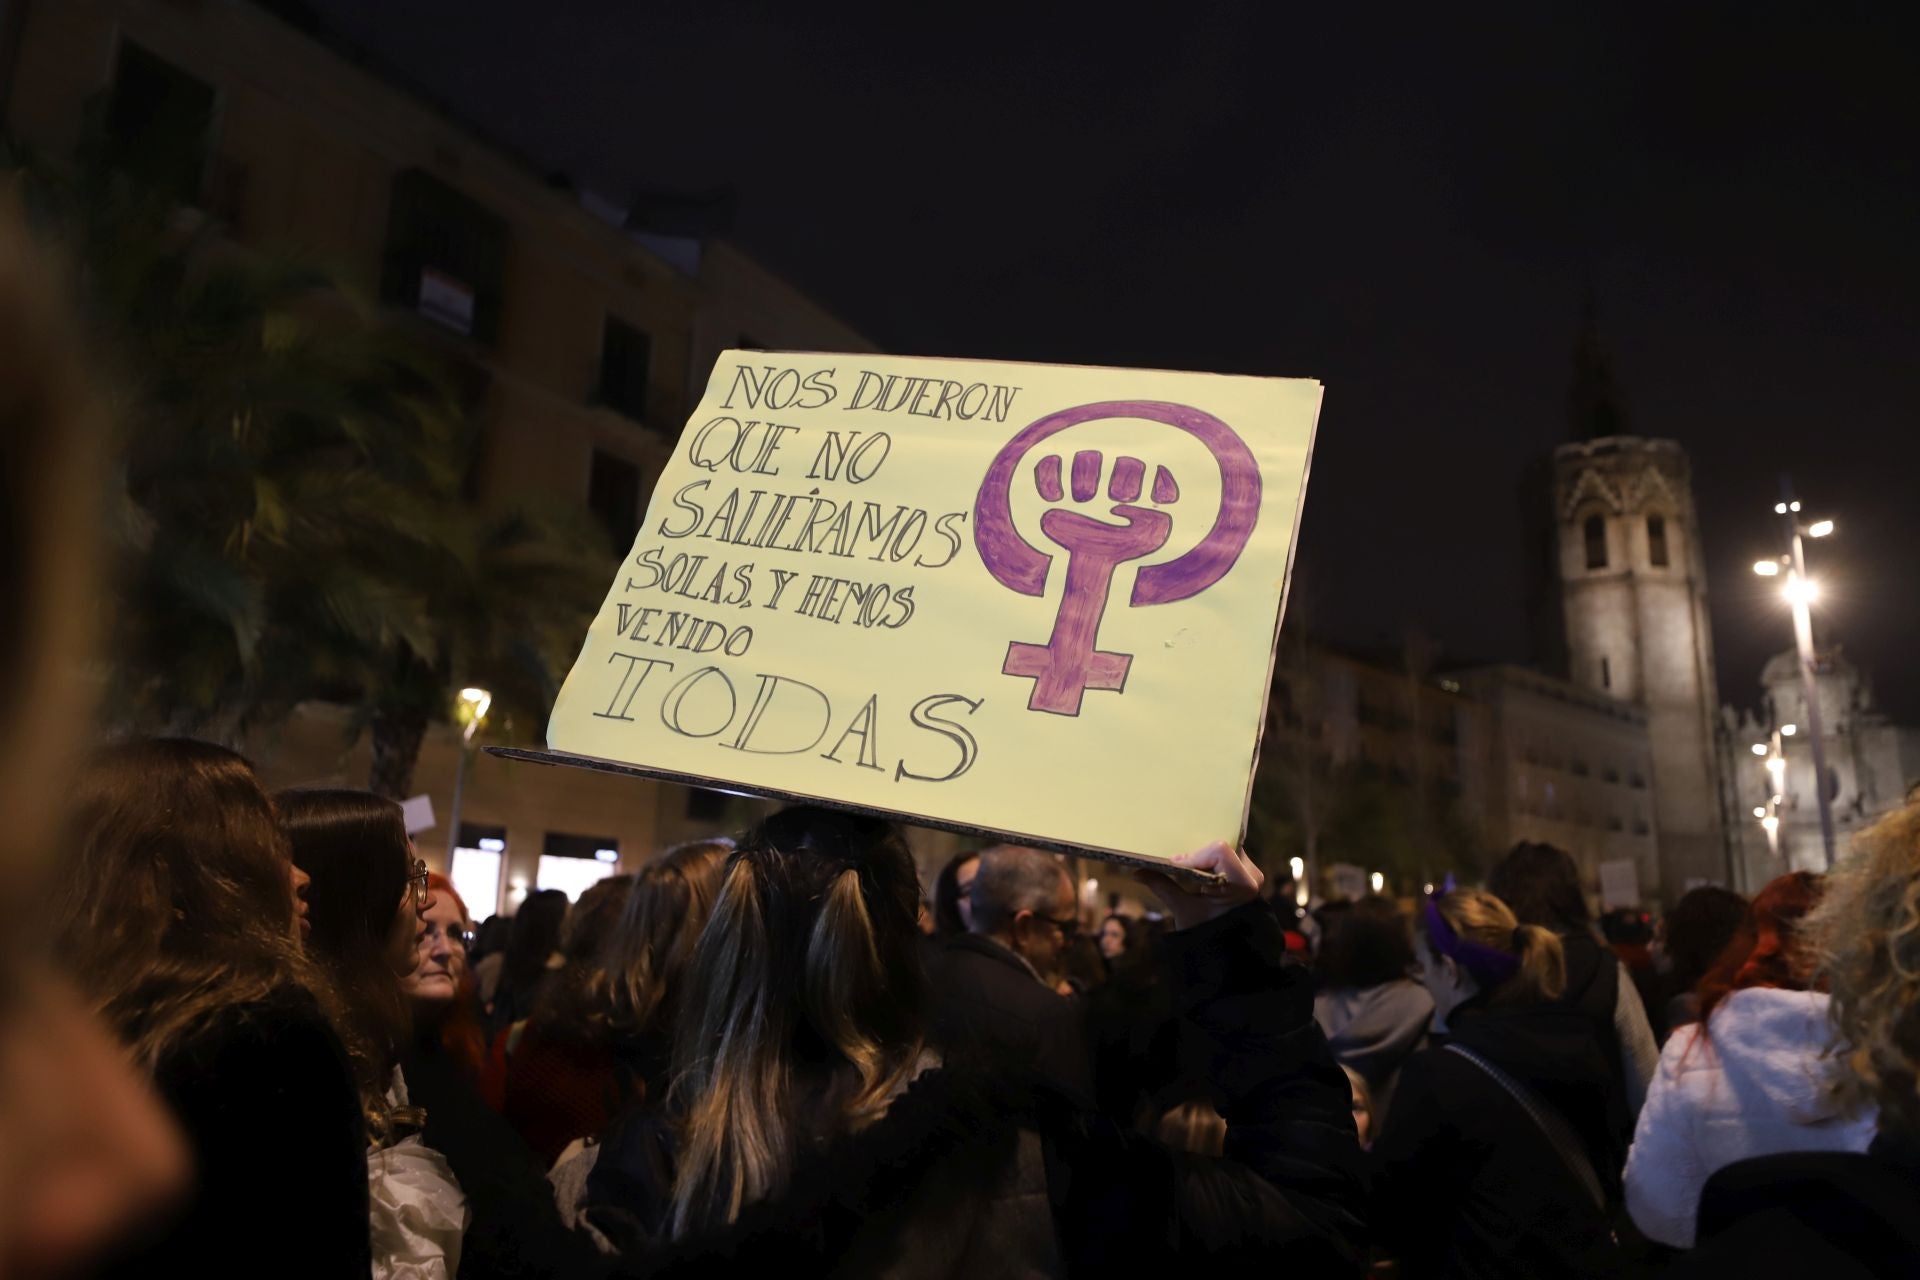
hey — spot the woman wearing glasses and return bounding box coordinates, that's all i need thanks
[279,789,466,1280]
[402,872,608,1279]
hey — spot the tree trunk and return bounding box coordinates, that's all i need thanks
[368,702,428,799]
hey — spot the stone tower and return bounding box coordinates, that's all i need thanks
[1553,436,1727,896]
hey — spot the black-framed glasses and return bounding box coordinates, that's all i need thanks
[1035,911,1080,938]
[407,857,431,911]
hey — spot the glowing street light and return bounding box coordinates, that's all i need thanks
[1780,724,1797,736]
[1370,871,1386,894]
[1760,482,1837,869]
[1752,806,1767,819]
[1782,577,1820,606]
[1751,742,1769,756]
[1766,756,1786,783]
[1289,856,1305,882]
[1761,814,1780,834]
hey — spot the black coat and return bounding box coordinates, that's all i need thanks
[94,988,372,1278]
[926,932,1095,1101]
[1664,1127,1920,1277]
[402,1038,607,1280]
[1560,931,1634,1136]
[587,904,1368,1277]
[1372,996,1624,1279]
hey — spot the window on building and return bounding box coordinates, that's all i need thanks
[1584,514,1608,570]
[1647,514,1670,567]
[1629,772,1647,789]
[1572,758,1591,778]
[1633,816,1651,836]
[588,450,642,549]
[1600,656,1612,690]
[596,318,653,421]
[1604,766,1620,784]
[381,168,509,343]
[107,41,217,206]
[537,832,620,902]
[1607,814,1624,832]
[449,822,507,920]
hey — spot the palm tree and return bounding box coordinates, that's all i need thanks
[9,131,607,791]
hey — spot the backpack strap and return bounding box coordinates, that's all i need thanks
[1443,1042,1608,1211]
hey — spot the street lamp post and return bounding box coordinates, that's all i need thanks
[1753,485,1836,869]
[444,686,493,877]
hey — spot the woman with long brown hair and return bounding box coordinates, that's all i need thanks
[48,739,370,1276]
[550,839,728,1246]
[580,806,1367,1272]
[1373,887,1626,1278]
[278,788,464,1279]
[1624,871,1873,1247]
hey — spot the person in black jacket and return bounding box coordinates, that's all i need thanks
[582,806,1367,1276]
[47,738,373,1278]
[927,843,1096,1100]
[1373,887,1623,1279]
[1489,842,1659,1129]
[1668,799,1920,1275]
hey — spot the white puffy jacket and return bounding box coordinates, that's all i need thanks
[1622,987,1876,1248]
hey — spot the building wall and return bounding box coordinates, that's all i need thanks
[1725,650,1920,882]
[1555,436,1727,895]
[1457,666,1660,905]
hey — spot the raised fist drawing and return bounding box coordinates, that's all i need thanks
[973,399,1264,720]
[1002,450,1182,715]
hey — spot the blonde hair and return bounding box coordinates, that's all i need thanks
[667,809,927,1239]
[1423,888,1567,1005]
[1809,801,1920,1132]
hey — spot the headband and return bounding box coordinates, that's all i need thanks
[1424,893,1522,989]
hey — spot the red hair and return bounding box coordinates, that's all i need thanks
[425,871,488,1083]
[1696,871,1824,1029]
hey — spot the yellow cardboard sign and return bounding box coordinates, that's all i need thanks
[547,352,1320,867]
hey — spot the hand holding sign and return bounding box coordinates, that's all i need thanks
[1139,840,1265,930]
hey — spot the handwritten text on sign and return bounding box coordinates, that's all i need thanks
[548,353,1320,865]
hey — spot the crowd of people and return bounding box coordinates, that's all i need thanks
[19,727,1920,1277]
[9,201,1920,1277]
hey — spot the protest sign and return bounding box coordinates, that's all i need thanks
[536,351,1320,870]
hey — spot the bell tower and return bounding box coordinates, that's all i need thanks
[1554,439,1727,896]
[1552,308,1727,896]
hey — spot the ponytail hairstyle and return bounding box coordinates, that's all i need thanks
[667,807,927,1240]
[1696,871,1823,1029]
[1421,888,1566,1006]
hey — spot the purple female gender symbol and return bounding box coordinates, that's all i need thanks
[973,400,1263,716]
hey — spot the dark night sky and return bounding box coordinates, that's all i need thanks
[295,1,1920,719]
